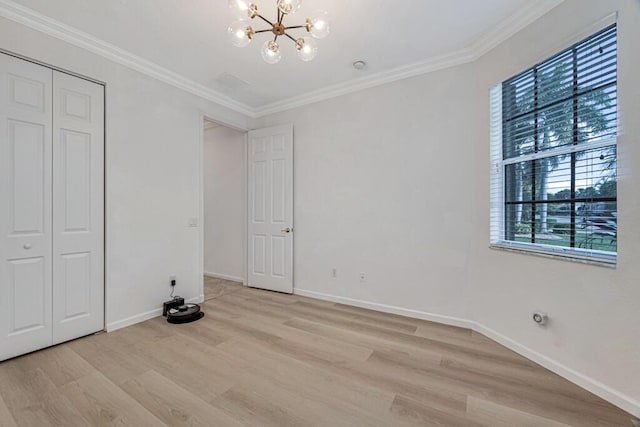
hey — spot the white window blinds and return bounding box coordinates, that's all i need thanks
[490,24,617,265]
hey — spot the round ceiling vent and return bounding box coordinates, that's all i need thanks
[352,60,367,70]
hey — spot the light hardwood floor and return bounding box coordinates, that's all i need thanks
[204,276,244,301]
[0,278,634,426]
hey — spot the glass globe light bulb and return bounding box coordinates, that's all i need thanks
[227,20,252,48]
[277,0,302,15]
[261,40,282,64]
[296,37,317,62]
[308,10,330,39]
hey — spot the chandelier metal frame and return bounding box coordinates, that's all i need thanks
[245,3,312,46]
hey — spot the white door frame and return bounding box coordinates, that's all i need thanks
[198,113,250,297]
[0,49,107,337]
[246,124,294,293]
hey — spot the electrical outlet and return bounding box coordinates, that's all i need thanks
[331,268,337,278]
[359,272,366,282]
[188,217,198,227]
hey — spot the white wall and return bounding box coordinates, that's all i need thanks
[0,16,250,330]
[203,125,245,281]
[256,64,476,323]
[252,71,455,311]
[253,0,640,416]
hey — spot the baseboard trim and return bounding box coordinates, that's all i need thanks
[293,287,640,418]
[293,289,473,330]
[106,308,161,332]
[188,294,205,305]
[204,271,245,284]
[106,294,204,332]
[472,322,640,418]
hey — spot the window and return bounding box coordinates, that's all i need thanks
[490,24,617,265]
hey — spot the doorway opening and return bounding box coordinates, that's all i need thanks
[202,119,246,301]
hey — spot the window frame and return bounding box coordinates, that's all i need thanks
[489,24,618,266]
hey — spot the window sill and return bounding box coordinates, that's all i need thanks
[489,243,616,268]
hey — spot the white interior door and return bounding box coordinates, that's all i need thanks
[52,71,104,344]
[247,124,293,293]
[0,53,53,361]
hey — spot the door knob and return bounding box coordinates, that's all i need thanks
[23,243,32,250]
[281,227,292,233]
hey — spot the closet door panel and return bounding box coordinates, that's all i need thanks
[0,53,53,361]
[52,71,104,344]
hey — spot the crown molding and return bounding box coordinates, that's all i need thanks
[0,0,564,119]
[252,0,565,117]
[0,0,255,117]
[251,47,477,117]
[468,0,565,59]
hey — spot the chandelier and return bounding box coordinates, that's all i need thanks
[227,0,330,64]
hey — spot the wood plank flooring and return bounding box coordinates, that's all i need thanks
[0,278,634,426]
[203,276,244,301]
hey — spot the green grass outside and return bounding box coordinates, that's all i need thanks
[513,231,617,252]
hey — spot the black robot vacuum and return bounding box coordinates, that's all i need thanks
[166,303,204,324]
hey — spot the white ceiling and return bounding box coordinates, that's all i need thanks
[4,0,563,115]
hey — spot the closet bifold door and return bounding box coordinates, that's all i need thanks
[51,71,104,344]
[0,54,53,361]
